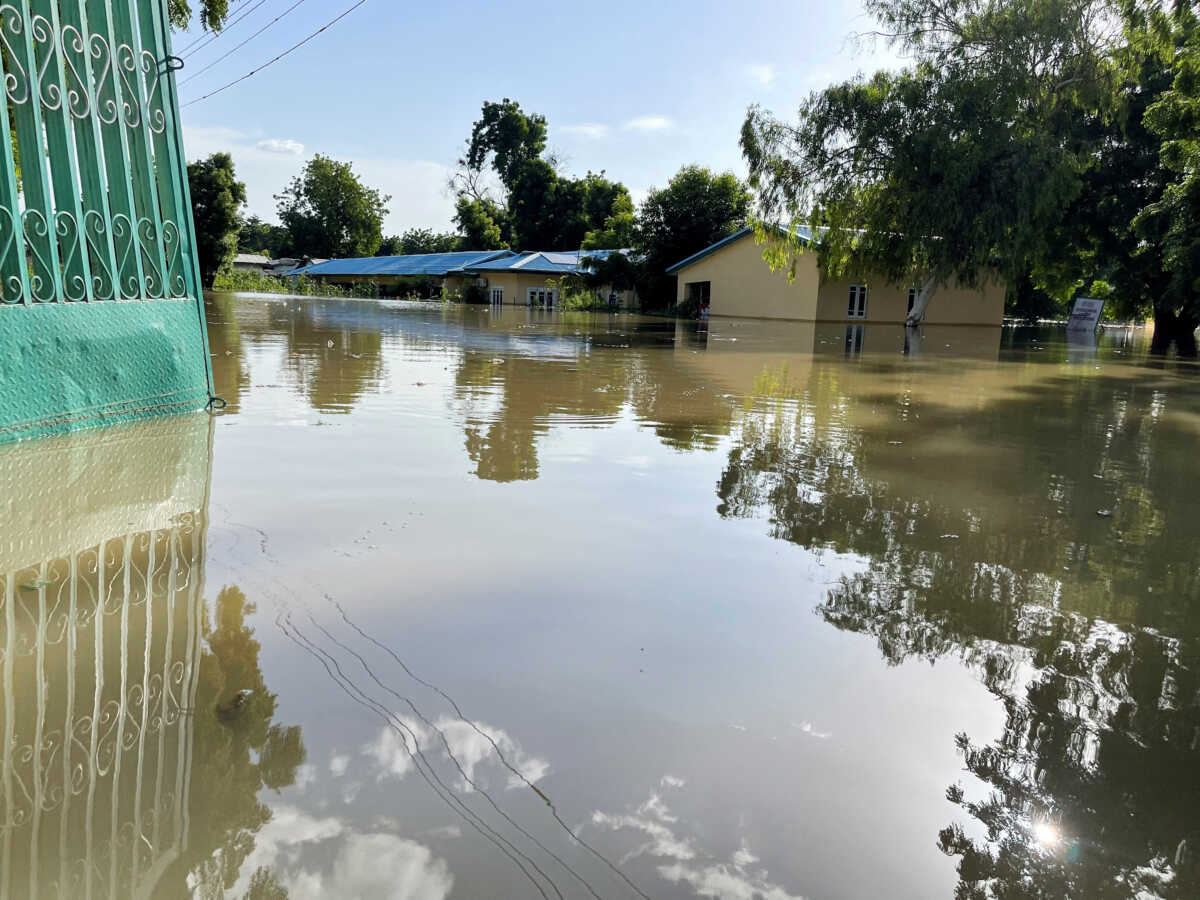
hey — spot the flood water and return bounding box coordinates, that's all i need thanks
[2,294,1199,899]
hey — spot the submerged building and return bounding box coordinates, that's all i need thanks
[294,249,638,307]
[667,227,1006,325]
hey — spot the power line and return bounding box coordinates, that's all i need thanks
[176,0,272,59]
[179,0,310,87]
[181,0,371,109]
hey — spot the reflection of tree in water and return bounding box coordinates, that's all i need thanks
[170,586,306,898]
[717,362,1200,897]
[453,343,732,482]
[266,302,385,414]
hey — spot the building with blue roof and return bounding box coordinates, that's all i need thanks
[292,248,639,308]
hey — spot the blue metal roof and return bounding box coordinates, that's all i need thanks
[461,249,633,275]
[665,225,814,274]
[292,250,515,278]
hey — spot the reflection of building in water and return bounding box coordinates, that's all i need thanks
[0,420,209,899]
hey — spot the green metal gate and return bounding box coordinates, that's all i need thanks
[0,0,212,443]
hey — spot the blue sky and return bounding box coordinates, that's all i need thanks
[177,0,902,234]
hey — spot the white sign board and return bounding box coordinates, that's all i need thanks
[1067,297,1104,331]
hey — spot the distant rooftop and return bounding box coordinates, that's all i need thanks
[462,249,634,275]
[233,253,271,265]
[291,250,516,278]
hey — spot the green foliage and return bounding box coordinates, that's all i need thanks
[454,197,508,249]
[168,0,229,32]
[187,152,246,288]
[238,215,291,259]
[741,0,1113,299]
[635,164,752,308]
[583,192,636,249]
[378,228,462,255]
[451,99,633,249]
[276,154,390,259]
[212,269,381,299]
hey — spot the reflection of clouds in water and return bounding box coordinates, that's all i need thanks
[362,716,549,792]
[330,752,351,776]
[591,776,806,900]
[289,832,453,900]
[792,720,832,739]
[231,805,453,900]
[294,763,318,790]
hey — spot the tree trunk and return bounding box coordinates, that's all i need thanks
[906,276,939,326]
[1151,308,1199,357]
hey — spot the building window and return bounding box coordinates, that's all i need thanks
[847,285,867,318]
[685,281,711,310]
[907,288,917,315]
[527,287,556,308]
[491,287,504,305]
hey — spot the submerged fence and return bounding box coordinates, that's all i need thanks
[0,0,212,442]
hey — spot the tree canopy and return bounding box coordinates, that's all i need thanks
[451,99,633,250]
[741,0,1200,349]
[378,228,462,256]
[635,165,752,308]
[238,215,292,259]
[168,0,230,33]
[187,152,245,288]
[276,154,390,259]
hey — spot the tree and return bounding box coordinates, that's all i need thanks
[168,0,230,32]
[275,154,390,259]
[1132,3,1200,353]
[188,152,245,288]
[378,228,462,256]
[635,165,752,308]
[239,215,292,259]
[450,99,633,249]
[741,0,1115,326]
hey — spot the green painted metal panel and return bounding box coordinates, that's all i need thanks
[0,300,210,442]
[0,0,214,443]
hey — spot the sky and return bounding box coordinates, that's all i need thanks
[176,0,904,235]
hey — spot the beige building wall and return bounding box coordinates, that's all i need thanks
[674,235,820,320]
[672,233,1007,326]
[474,271,638,307]
[816,276,1005,325]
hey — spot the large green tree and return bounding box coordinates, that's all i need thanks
[276,154,390,259]
[451,99,633,249]
[188,151,245,288]
[635,164,752,308]
[741,0,1113,327]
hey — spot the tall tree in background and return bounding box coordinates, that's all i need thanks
[187,152,245,288]
[451,99,633,249]
[741,0,1115,327]
[276,155,390,259]
[636,165,752,308]
[378,228,462,256]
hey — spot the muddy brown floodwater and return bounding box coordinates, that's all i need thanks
[2,293,1198,899]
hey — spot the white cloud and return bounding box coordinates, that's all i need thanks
[256,138,305,155]
[623,115,674,132]
[745,63,777,87]
[181,124,456,233]
[364,721,426,781]
[330,753,351,777]
[590,778,805,900]
[560,123,609,140]
[294,763,318,791]
[792,720,832,739]
[289,832,453,900]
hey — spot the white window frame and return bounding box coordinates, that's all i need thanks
[907,287,917,315]
[527,287,556,308]
[847,284,868,319]
[490,286,504,305]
